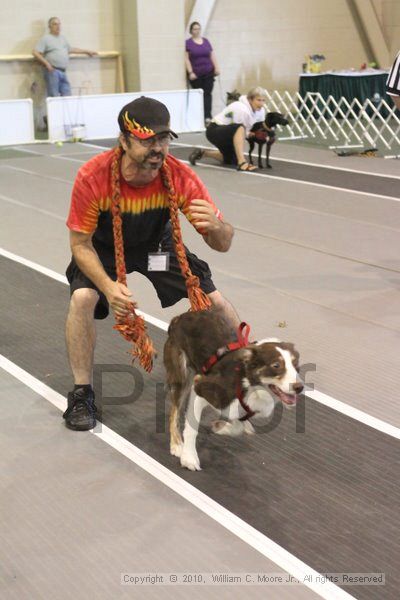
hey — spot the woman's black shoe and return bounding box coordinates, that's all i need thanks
[189,149,204,166]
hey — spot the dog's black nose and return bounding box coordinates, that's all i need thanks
[293,383,304,394]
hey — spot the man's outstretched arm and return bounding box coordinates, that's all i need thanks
[69,47,97,56]
[189,199,234,252]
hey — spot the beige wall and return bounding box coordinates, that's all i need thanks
[119,0,140,92]
[205,0,396,114]
[120,0,186,92]
[135,0,186,91]
[372,0,400,57]
[0,0,187,103]
[1,0,400,116]
[0,0,121,101]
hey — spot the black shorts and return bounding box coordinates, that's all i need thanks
[206,122,244,164]
[66,225,216,319]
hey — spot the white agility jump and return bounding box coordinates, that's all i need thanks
[265,90,400,153]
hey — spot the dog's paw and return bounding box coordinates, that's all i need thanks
[180,451,201,471]
[243,420,255,435]
[211,419,228,434]
[211,420,244,437]
[170,441,183,458]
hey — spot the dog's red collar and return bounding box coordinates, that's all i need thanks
[236,368,256,421]
[201,322,256,421]
[201,322,251,375]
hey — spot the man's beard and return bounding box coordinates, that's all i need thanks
[142,149,166,170]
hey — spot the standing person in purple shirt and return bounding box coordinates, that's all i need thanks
[185,21,220,125]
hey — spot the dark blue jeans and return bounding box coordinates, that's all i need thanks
[44,68,71,97]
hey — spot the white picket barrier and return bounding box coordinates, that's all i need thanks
[0,99,35,146]
[1,89,398,154]
[265,90,400,153]
[46,90,204,142]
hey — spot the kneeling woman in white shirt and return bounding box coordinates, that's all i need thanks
[189,87,267,172]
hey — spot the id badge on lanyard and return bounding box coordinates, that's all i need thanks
[147,244,170,271]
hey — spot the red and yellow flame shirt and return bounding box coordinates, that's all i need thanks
[66,150,223,248]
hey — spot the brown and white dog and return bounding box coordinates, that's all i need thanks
[164,309,303,471]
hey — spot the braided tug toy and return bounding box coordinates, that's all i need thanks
[110,146,211,372]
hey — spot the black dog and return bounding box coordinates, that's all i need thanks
[248,113,289,169]
[226,90,241,105]
[225,91,288,169]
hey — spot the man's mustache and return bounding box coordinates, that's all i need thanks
[145,150,165,160]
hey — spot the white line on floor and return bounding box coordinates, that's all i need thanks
[1,246,399,439]
[229,190,400,234]
[306,389,400,439]
[51,154,92,163]
[9,145,47,155]
[170,141,400,180]
[265,153,400,180]
[71,142,399,202]
[79,141,116,150]
[5,153,399,238]
[0,192,65,221]
[50,150,99,156]
[1,164,72,185]
[6,154,399,283]
[8,140,400,180]
[0,354,355,600]
[0,247,167,332]
[0,247,68,284]
[182,161,400,202]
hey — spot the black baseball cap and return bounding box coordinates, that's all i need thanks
[118,96,178,140]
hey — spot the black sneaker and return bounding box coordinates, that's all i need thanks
[189,149,204,166]
[63,388,97,431]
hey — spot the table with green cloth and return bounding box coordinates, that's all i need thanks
[299,69,392,116]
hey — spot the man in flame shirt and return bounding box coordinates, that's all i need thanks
[64,96,237,431]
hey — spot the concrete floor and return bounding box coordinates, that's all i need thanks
[1,135,399,599]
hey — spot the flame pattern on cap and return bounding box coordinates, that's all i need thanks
[122,111,155,139]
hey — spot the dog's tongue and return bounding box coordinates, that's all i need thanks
[269,385,298,406]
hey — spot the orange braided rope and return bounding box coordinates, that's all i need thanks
[111,146,155,372]
[160,162,212,312]
[110,146,211,372]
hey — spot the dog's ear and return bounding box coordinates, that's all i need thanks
[236,348,254,363]
[226,90,240,105]
[277,342,300,367]
[236,347,265,371]
[278,341,297,354]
